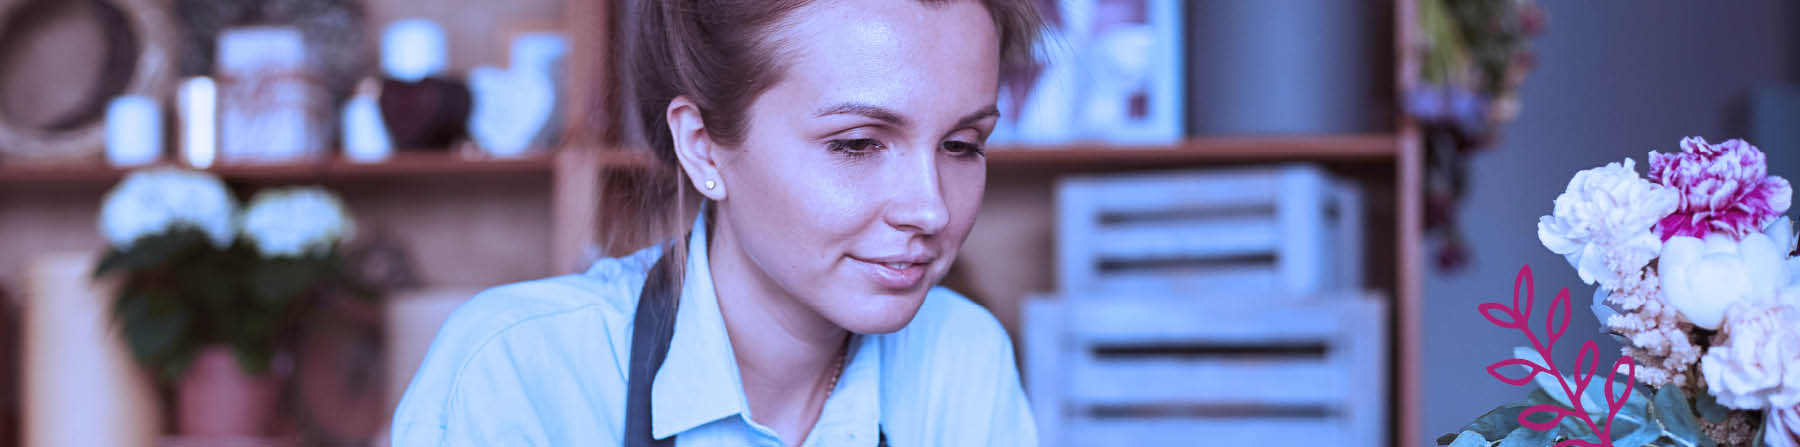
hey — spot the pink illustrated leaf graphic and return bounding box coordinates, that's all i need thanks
[1547,287,1572,346]
[1488,358,1549,386]
[1474,265,1640,447]
[1573,341,1600,399]
[1519,403,1578,431]
[1555,440,1610,447]
[1515,265,1537,326]
[1482,302,1525,329]
[1603,357,1636,430]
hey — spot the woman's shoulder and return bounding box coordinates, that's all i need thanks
[391,245,663,444]
[414,243,664,388]
[451,243,663,332]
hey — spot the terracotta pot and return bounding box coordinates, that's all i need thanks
[178,346,279,437]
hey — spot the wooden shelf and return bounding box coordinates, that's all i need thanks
[0,136,1396,187]
[0,150,639,186]
[987,134,1398,167]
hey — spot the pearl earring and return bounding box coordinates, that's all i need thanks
[704,180,716,190]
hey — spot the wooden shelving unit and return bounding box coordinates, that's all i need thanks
[0,0,1426,445]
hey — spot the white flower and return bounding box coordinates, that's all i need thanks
[1771,217,1797,255]
[1537,158,1679,288]
[239,186,355,258]
[1769,406,1800,447]
[1661,230,1792,330]
[98,168,237,249]
[1701,303,1800,410]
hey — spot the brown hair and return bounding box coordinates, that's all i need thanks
[599,0,1043,294]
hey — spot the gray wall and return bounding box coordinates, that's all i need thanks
[1423,0,1794,443]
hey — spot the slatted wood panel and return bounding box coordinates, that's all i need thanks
[1068,357,1346,406]
[1026,293,1386,447]
[1056,165,1363,297]
[1068,420,1341,447]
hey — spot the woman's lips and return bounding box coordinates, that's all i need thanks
[852,257,928,290]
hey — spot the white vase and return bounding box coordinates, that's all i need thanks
[468,32,568,158]
[343,78,393,163]
[23,252,159,447]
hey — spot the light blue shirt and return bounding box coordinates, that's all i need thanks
[391,218,1037,446]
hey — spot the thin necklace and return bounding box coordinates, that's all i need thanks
[824,335,850,399]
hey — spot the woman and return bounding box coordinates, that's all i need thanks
[392,0,1042,445]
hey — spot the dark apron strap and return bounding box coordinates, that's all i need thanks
[622,249,890,446]
[624,252,680,447]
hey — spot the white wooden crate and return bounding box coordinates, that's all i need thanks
[1024,292,1387,447]
[1055,165,1362,297]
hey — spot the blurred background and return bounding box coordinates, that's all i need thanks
[0,0,1793,446]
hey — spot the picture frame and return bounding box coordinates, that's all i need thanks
[991,0,1184,145]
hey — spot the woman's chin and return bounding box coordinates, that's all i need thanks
[828,291,929,334]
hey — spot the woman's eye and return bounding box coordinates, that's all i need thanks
[826,138,884,156]
[942,140,986,157]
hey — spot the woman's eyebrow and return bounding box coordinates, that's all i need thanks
[814,103,1001,131]
[814,102,910,127]
[954,105,1000,130]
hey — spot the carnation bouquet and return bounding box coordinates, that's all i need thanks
[95,168,365,380]
[1442,137,1799,447]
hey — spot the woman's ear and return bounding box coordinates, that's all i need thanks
[667,96,728,200]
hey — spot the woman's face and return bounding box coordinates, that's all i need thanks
[711,0,1000,334]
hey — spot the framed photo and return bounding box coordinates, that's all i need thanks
[991,0,1184,145]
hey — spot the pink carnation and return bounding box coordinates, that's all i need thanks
[1649,137,1792,241]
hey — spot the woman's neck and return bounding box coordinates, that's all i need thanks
[707,221,849,444]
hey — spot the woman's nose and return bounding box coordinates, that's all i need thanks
[883,148,951,235]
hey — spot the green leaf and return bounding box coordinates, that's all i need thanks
[1498,425,1558,447]
[1652,387,1704,447]
[1446,430,1494,447]
[117,294,191,364]
[1600,383,1660,446]
[122,228,210,270]
[230,340,271,375]
[1514,346,1604,412]
[1611,406,1664,447]
[1693,390,1729,423]
[249,258,325,305]
[1459,399,1535,441]
[92,248,128,278]
[1592,287,1620,329]
[1530,389,1596,441]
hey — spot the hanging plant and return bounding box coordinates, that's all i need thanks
[1409,0,1547,272]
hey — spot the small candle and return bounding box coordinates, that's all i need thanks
[178,77,217,169]
[104,96,162,167]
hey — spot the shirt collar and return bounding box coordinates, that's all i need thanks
[651,211,746,439]
[810,334,882,445]
[648,210,884,443]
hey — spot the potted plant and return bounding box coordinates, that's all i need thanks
[95,169,360,437]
